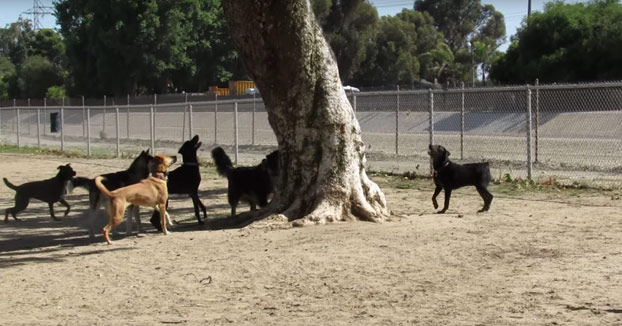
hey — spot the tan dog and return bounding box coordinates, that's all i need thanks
[94,154,177,244]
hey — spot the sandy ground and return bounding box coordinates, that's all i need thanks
[1,152,622,325]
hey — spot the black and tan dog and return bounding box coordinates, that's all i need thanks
[4,164,76,222]
[72,149,152,239]
[428,144,493,213]
[95,154,177,244]
[211,147,279,217]
[150,135,207,231]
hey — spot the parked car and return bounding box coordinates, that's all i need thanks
[245,88,260,95]
[343,85,360,92]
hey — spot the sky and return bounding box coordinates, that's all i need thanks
[0,0,590,52]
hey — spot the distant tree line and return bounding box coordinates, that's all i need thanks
[0,0,620,100]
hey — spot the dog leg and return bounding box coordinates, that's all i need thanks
[158,204,170,235]
[6,194,29,222]
[103,205,126,244]
[431,185,442,210]
[190,194,206,224]
[48,203,60,221]
[132,205,141,234]
[59,199,71,217]
[438,188,452,214]
[476,185,493,212]
[87,195,103,240]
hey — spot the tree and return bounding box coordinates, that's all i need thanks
[352,8,444,88]
[55,0,240,96]
[17,55,64,98]
[414,0,505,53]
[0,19,35,66]
[490,0,622,84]
[0,56,16,99]
[222,0,389,224]
[29,29,66,66]
[311,0,380,84]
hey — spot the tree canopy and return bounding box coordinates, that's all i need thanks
[55,0,241,96]
[490,0,622,84]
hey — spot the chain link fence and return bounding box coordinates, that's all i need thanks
[1,81,621,187]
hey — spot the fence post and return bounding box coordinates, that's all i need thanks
[126,94,130,139]
[214,93,218,144]
[429,89,435,175]
[103,95,107,133]
[115,107,120,158]
[36,107,41,148]
[526,85,533,180]
[353,93,357,112]
[82,96,86,137]
[150,105,155,154]
[395,85,400,155]
[43,97,47,136]
[535,78,540,163]
[182,102,187,142]
[152,93,157,141]
[460,82,465,160]
[60,104,65,152]
[16,107,20,148]
[0,102,2,136]
[234,101,239,164]
[188,104,193,139]
[252,92,256,145]
[86,107,91,156]
[27,98,31,135]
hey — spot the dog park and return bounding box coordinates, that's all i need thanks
[0,149,621,325]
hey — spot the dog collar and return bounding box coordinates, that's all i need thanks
[182,162,198,167]
[151,171,168,181]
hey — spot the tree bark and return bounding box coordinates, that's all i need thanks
[222,0,389,224]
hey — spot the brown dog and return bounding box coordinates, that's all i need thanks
[94,154,177,244]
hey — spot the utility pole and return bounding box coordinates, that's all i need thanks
[22,0,54,31]
[528,0,532,18]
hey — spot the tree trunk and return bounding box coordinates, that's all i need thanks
[222,0,389,224]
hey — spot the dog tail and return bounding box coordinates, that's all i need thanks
[3,178,18,191]
[71,176,92,190]
[94,176,115,199]
[211,147,234,176]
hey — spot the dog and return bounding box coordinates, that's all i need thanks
[428,144,493,213]
[72,149,152,238]
[150,135,207,231]
[211,147,279,217]
[4,164,76,222]
[94,154,177,244]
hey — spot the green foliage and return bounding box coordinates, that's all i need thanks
[17,55,64,98]
[490,0,622,83]
[0,56,16,99]
[312,0,380,84]
[46,85,67,99]
[30,29,66,66]
[55,0,240,96]
[0,19,35,66]
[414,0,505,53]
[352,8,444,87]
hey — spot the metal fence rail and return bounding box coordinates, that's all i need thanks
[1,81,621,187]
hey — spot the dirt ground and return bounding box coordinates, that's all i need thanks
[1,152,622,325]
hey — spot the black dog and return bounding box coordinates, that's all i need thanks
[211,147,279,217]
[72,149,152,238]
[428,144,493,213]
[4,164,77,222]
[150,135,207,231]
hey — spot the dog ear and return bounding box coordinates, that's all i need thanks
[58,165,62,170]
[195,141,202,149]
[191,135,199,142]
[444,148,451,159]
